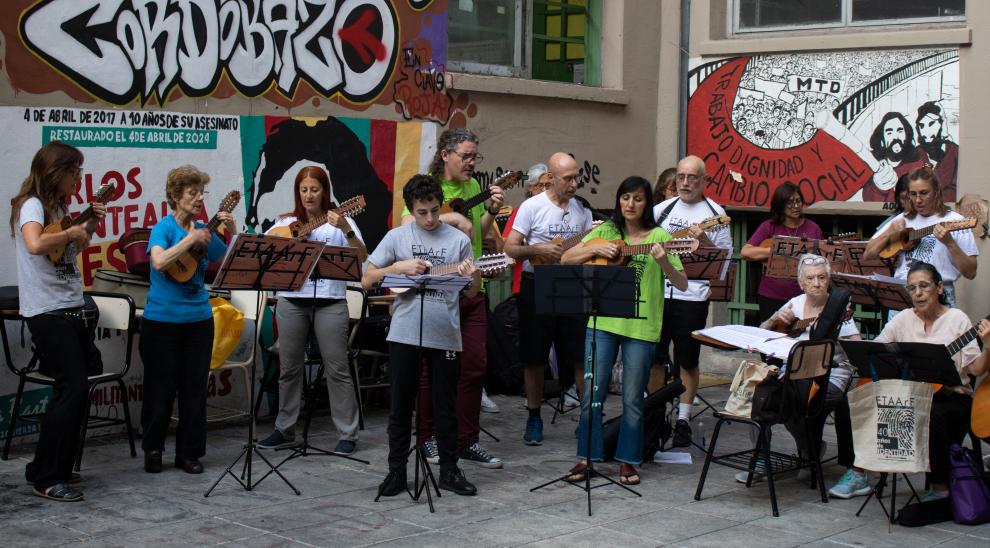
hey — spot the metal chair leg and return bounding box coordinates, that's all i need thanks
[2,375,28,460]
[118,379,137,457]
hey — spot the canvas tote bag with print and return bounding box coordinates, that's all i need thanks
[724,359,779,417]
[849,379,933,474]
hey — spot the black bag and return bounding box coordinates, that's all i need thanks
[485,296,524,395]
[750,375,798,423]
[809,287,852,342]
[602,381,685,461]
[897,498,954,527]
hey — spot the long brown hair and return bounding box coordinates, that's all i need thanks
[905,165,949,219]
[292,166,333,223]
[428,128,478,179]
[9,141,83,237]
[653,167,676,203]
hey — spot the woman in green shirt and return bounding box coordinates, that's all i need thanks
[560,176,688,485]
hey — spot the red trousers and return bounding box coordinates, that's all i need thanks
[416,293,486,449]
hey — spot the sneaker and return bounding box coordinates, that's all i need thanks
[420,437,439,465]
[562,385,580,408]
[524,415,544,446]
[334,439,356,455]
[257,430,296,450]
[672,419,692,448]
[480,389,500,413]
[459,442,503,469]
[827,469,872,499]
[378,470,407,497]
[439,467,477,496]
[735,457,767,484]
[921,488,949,503]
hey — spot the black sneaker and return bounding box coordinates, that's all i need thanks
[439,468,477,496]
[378,470,407,497]
[458,442,503,469]
[672,419,692,448]
[257,430,296,450]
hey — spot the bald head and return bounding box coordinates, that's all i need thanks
[675,155,706,203]
[547,152,579,203]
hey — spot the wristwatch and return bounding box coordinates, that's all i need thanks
[345,230,356,239]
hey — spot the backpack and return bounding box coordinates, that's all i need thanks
[485,296,524,395]
[603,380,685,461]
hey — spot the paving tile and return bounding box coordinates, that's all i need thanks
[443,510,591,547]
[525,525,659,548]
[75,517,265,546]
[4,519,90,547]
[672,522,815,547]
[278,511,430,547]
[602,507,740,544]
[530,490,668,526]
[825,520,960,548]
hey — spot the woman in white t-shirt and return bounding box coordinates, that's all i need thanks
[256,166,367,456]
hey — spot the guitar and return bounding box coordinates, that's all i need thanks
[530,222,603,266]
[878,217,978,259]
[960,317,990,439]
[389,253,515,295]
[669,214,731,239]
[44,183,117,263]
[267,196,367,239]
[440,171,526,216]
[582,238,699,266]
[165,190,241,283]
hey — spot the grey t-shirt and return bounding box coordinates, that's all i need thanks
[15,197,84,317]
[368,222,472,352]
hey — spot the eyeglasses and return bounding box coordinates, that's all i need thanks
[905,281,936,293]
[561,210,570,223]
[908,189,932,199]
[799,256,827,266]
[786,199,804,208]
[675,173,700,184]
[450,151,484,164]
[184,188,209,198]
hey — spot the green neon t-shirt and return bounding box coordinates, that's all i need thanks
[402,176,485,259]
[581,222,683,343]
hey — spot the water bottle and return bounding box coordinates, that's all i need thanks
[691,419,707,458]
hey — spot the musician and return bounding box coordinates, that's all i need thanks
[364,174,481,497]
[401,128,504,469]
[141,165,236,474]
[257,166,366,455]
[741,182,823,323]
[652,167,677,203]
[653,155,733,448]
[502,163,554,295]
[560,176,687,485]
[874,174,913,233]
[851,262,990,500]
[503,152,595,445]
[11,141,105,501]
[864,166,977,307]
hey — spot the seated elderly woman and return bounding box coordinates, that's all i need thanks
[846,261,990,501]
[738,253,862,484]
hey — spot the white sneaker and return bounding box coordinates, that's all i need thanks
[562,385,580,408]
[480,389,500,413]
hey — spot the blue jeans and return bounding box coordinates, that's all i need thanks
[576,328,655,464]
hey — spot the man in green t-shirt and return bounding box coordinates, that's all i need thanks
[401,128,506,469]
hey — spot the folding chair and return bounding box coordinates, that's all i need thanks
[208,290,264,423]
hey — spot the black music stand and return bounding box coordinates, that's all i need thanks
[374,273,473,513]
[529,264,641,516]
[276,244,370,467]
[204,234,323,497]
[831,273,912,311]
[839,339,963,524]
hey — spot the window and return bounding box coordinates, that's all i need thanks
[734,0,965,32]
[448,0,601,85]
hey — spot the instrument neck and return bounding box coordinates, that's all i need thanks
[459,189,492,212]
[947,315,990,356]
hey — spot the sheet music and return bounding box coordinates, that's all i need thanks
[380,273,472,290]
[836,272,905,285]
[696,325,792,353]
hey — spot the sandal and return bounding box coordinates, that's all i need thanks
[566,461,591,482]
[619,463,640,485]
[33,482,84,502]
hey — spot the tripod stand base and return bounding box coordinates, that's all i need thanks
[276,441,371,468]
[204,443,301,497]
[530,461,641,516]
[374,444,441,513]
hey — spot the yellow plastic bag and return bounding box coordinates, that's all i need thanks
[210,297,244,369]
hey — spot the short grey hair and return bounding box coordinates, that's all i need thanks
[526,163,548,184]
[796,253,831,280]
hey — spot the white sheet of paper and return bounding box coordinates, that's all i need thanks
[654,451,693,465]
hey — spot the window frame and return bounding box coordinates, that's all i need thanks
[447,0,527,78]
[730,0,966,35]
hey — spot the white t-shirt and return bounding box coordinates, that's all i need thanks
[653,196,733,301]
[870,210,978,282]
[266,216,363,299]
[775,293,860,388]
[875,307,979,390]
[15,197,84,317]
[511,191,593,273]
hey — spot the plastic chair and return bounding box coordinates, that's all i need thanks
[208,290,264,423]
[694,339,835,517]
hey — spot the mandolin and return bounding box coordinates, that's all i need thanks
[165,190,241,283]
[440,171,526,216]
[267,196,367,239]
[390,253,515,294]
[766,309,855,338]
[582,237,699,266]
[44,183,117,263]
[669,214,731,239]
[530,222,603,266]
[878,217,977,259]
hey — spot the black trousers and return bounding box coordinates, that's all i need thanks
[388,342,459,474]
[657,298,709,374]
[140,317,213,459]
[24,312,91,489]
[930,391,972,484]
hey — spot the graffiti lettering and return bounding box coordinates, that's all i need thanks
[20,0,398,105]
[393,44,453,123]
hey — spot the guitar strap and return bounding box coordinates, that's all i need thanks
[656,197,719,227]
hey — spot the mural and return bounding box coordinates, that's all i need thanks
[1,0,474,123]
[687,49,960,205]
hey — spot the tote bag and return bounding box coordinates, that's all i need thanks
[724,359,778,417]
[210,297,245,369]
[848,379,933,473]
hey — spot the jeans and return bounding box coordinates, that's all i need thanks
[576,328,655,464]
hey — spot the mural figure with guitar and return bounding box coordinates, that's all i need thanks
[865,165,978,307]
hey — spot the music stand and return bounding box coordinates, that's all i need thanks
[204,234,322,497]
[374,273,473,513]
[765,236,845,279]
[838,241,895,277]
[831,273,912,311]
[529,264,641,516]
[839,339,962,524]
[276,244,370,467]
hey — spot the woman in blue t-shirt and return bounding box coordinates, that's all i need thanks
[140,165,235,474]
